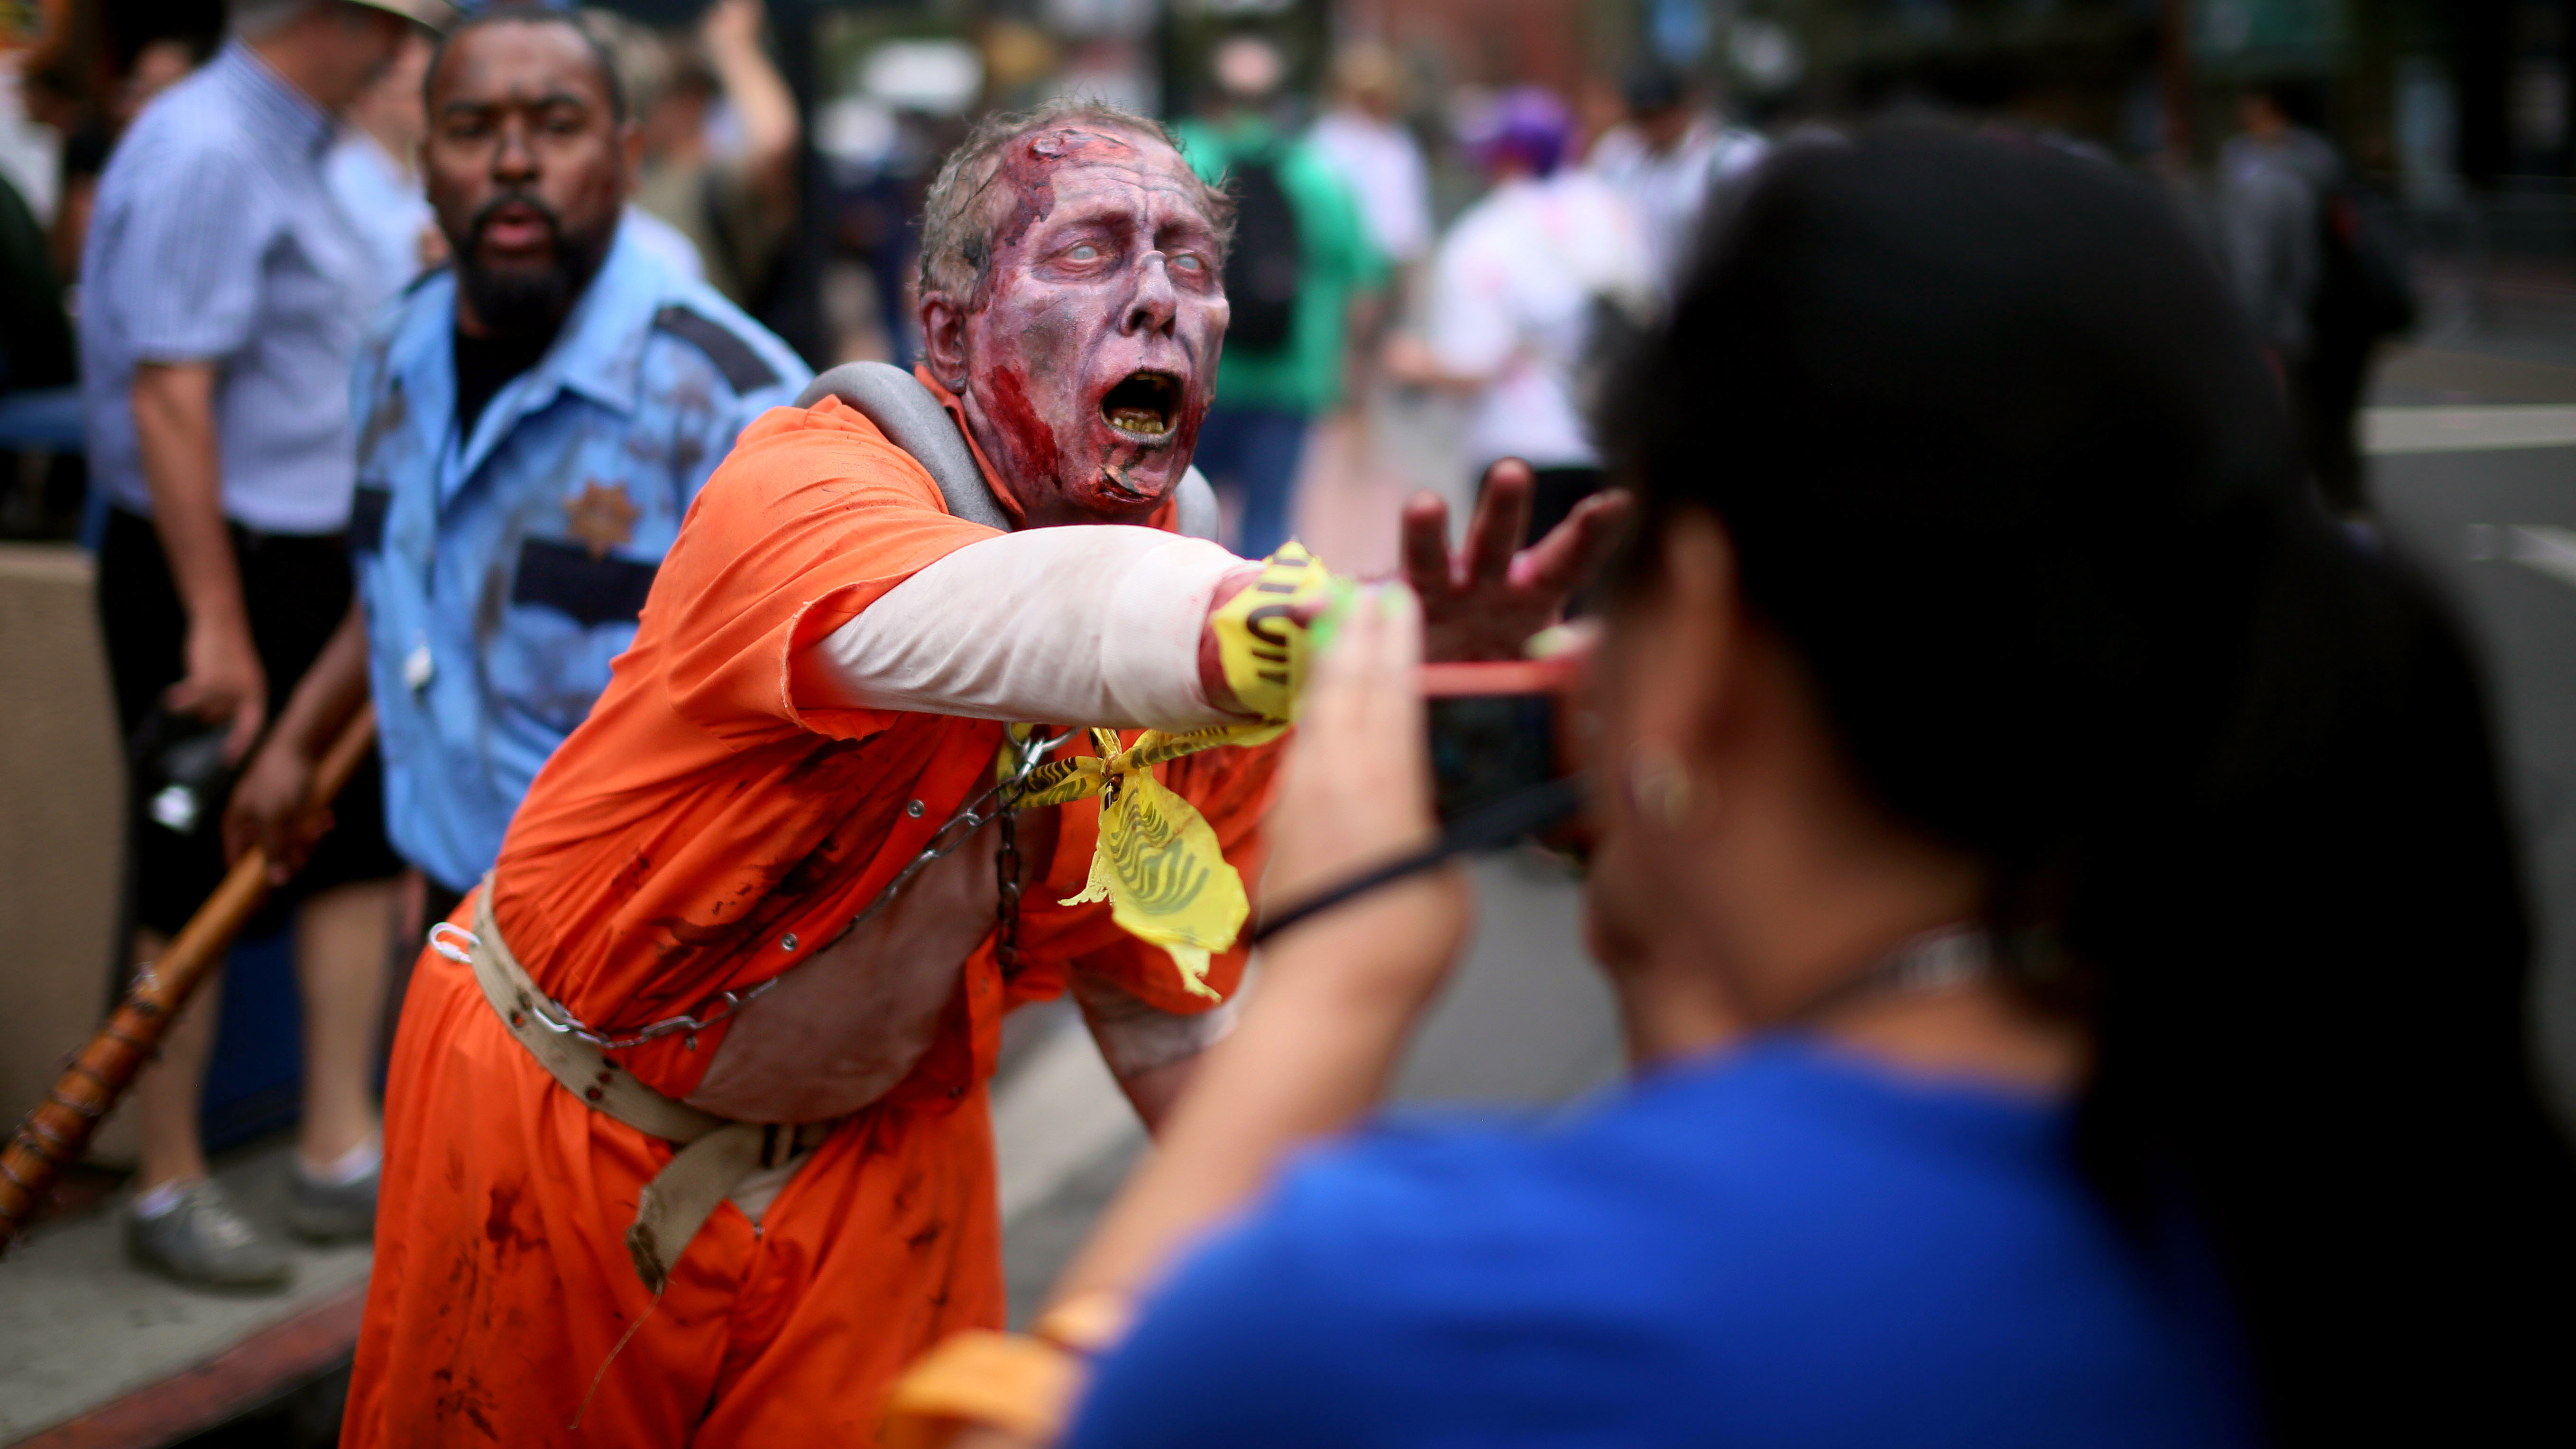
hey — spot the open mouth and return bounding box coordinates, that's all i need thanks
[474,198,560,257]
[1100,371,1180,443]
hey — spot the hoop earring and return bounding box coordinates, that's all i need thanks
[1624,747,1695,828]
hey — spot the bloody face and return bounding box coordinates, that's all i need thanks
[926,127,1231,529]
[423,20,631,337]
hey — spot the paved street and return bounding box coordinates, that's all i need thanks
[2370,337,2576,1123]
[996,849,1618,1324]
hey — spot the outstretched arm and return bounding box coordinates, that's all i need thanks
[790,525,1266,731]
[794,466,1628,739]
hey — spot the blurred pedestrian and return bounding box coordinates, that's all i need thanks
[626,0,797,310]
[1391,86,1650,545]
[324,27,441,300]
[23,34,205,284]
[0,158,73,398]
[229,2,806,960]
[2218,78,2411,517]
[580,5,712,283]
[901,128,2576,1449]
[1586,61,1766,293]
[78,0,454,1292]
[1307,41,1432,290]
[1177,35,1386,559]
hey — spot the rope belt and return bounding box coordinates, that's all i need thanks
[453,884,835,1293]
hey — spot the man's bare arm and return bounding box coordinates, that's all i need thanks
[701,0,799,214]
[1073,974,1240,1134]
[132,360,267,761]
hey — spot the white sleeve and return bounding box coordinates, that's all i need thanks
[798,526,1246,729]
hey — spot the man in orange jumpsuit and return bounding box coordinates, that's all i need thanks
[345,16,1623,1442]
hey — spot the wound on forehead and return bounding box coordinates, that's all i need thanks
[1028,128,1135,161]
[974,128,1146,300]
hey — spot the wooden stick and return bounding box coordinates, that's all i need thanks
[0,703,378,1252]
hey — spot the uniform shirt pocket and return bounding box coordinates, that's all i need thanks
[509,538,659,628]
[483,538,661,733]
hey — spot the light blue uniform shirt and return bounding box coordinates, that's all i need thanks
[349,226,808,891]
[81,40,377,534]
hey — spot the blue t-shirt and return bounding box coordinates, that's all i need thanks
[1070,1039,2255,1449]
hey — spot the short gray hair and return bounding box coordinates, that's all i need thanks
[915,95,1235,301]
[229,0,315,37]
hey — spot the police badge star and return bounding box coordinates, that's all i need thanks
[564,480,640,560]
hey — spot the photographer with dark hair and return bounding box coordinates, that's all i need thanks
[897,128,2576,1449]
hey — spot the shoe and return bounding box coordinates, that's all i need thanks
[127,1180,293,1290]
[285,1157,378,1242]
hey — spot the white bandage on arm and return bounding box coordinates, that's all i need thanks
[799,526,1245,730]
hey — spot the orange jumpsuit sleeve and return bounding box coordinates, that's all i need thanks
[655,398,1003,751]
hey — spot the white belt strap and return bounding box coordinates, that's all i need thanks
[461,884,830,1292]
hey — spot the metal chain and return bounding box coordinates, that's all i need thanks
[430,727,1078,1051]
[994,809,1025,978]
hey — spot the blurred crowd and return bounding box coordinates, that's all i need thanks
[3,1,2419,548]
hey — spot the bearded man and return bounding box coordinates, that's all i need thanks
[343,91,1621,1447]
[229,4,806,931]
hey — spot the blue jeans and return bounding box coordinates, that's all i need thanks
[1191,404,1310,559]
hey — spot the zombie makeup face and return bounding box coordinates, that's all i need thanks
[922,127,1230,529]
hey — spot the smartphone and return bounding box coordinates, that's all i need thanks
[1421,658,1582,828]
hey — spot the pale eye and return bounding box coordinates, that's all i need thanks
[1171,253,1205,272]
[1067,243,1101,262]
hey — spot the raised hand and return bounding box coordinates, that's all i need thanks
[223,737,331,885]
[1399,459,1632,662]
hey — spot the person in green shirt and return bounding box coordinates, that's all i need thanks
[1173,36,1386,558]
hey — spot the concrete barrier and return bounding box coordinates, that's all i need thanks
[0,544,135,1170]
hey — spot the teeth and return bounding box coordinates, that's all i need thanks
[1109,407,1170,435]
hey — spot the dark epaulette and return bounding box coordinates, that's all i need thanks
[651,304,782,394]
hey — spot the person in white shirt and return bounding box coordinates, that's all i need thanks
[324,28,440,303]
[1586,64,1766,295]
[1306,42,1432,273]
[1390,86,1653,543]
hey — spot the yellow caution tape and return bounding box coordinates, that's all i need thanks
[1057,729,1245,1000]
[1206,540,1337,723]
[998,543,1346,998]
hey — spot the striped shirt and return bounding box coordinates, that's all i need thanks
[79,40,378,535]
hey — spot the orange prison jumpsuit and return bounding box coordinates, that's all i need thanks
[343,394,1280,1446]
